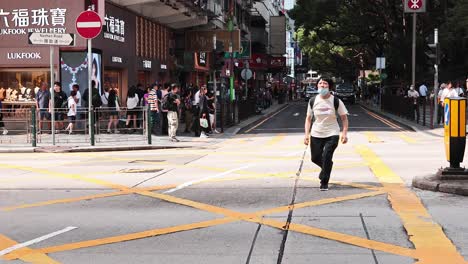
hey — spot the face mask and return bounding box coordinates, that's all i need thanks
[318,88,329,96]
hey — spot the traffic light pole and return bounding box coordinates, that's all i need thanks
[432,28,439,129]
[411,13,417,90]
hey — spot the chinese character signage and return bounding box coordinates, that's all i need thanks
[0,0,85,50]
[103,14,125,43]
[0,7,67,35]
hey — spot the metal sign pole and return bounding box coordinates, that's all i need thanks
[433,28,439,128]
[411,13,417,90]
[88,38,94,146]
[50,45,55,145]
[213,34,218,131]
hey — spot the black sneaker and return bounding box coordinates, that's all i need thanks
[319,184,329,191]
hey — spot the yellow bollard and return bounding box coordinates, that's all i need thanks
[444,98,466,169]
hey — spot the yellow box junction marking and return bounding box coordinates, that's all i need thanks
[0,161,414,261]
[3,144,466,263]
[0,234,60,263]
[356,145,466,264]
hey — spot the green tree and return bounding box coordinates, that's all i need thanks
[290,0,467,84]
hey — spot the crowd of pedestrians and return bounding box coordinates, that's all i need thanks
[379,77,468,125]
[5,80,226,142]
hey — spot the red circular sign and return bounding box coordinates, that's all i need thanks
[407,0,422,10]
[75,11,102,39]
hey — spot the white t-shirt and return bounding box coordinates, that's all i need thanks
[101,92,109,106]
[127,94,139,109]
[75,90,82,107]
[67,97,76,117]
[307,95,348,138]
[193,90,200,106]
[440,88,458,104]
[408,90,419,104]
[419,85,428,96]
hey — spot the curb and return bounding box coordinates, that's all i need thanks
[413,174,468,196]
[34,145,192,153]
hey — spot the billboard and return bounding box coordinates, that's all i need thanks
[269,16,286,55]
[186,30,241,52]
[60,50,102,95]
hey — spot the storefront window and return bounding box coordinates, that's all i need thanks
[0,69,50,102]
[104,70,121,99]
[137,71,151,88]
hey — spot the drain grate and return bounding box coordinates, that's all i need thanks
[129,160,165,164]
[119,168,163,173]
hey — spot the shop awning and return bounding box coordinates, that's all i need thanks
[109,0,208,29]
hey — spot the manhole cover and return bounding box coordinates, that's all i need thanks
[129,160,165,163]
[119,168,163,173]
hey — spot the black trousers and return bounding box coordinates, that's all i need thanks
[437,103,443,125]
[161,112,168,135]
[310,136,340,185]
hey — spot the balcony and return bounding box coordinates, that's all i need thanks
[110,0,208,29]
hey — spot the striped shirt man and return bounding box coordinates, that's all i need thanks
[148,88,159,112]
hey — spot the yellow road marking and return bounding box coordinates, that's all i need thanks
[356,145,466,264]
[0,234,61,263]
[398,133,418,144]
[1,185,178,212]
[0,163,128,191]
[267,133,285,146]
[363,108,404,131]
[24,191,388,257]
[244,105,289,133]
[255,190,386,216]
[1,191,131,212]
[364,131,384,143]
[27,218,235,257]
[257,218,418,259]
[6,181,415,261]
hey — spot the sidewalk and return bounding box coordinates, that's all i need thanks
[359,101,468,196]
[0,102,288,153]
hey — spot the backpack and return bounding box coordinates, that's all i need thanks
[309,95,340,119]
[161,93,170,111]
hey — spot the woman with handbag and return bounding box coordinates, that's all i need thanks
[198,86,210,138]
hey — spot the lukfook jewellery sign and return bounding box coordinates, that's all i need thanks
[0,8,68,35]
[103,14,125,42]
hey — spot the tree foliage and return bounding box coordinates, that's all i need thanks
[290,0,467,83]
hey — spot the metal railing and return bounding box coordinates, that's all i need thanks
[0,106,33,145]
[381,94,437,127]
[0,106,150,147]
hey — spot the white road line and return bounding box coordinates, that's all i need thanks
[164,165,253,193]
[0,226,77,256]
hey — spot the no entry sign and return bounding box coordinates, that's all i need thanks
[76,10,102,39]
[404,0,426,13]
